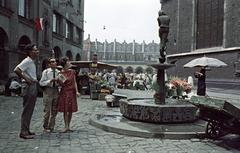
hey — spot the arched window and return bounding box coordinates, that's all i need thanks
[66,50,73,60]
[125,66,133,73]
[18,35,31,61]
[76,53,81,61]
[53,46,62,60]
[135,66,143,74]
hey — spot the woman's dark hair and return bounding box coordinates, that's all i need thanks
[24,44,36,55]
[59,57,69,67]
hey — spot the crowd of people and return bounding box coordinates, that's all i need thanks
[87,70,154,91]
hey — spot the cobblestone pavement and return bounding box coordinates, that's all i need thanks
[0,94,240,153]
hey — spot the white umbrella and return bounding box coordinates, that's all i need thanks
[184,56,227,68]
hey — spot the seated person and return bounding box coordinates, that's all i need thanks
[9,78,21,96]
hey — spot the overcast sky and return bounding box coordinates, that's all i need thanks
[84,0,161,44]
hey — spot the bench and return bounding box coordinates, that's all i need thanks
[105,93,127,107]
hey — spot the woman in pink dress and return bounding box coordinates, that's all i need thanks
[58,57,80,132]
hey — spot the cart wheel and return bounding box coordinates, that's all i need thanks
[206,121,224,139]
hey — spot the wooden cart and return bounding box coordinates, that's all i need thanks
[190,96,240,139]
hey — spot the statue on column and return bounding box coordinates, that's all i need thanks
[157,10,170,63]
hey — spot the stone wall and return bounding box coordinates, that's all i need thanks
[162,0,240,82]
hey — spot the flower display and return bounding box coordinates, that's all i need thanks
[152,76,192,99]
[169,77,191,94]
[167,77,192,99]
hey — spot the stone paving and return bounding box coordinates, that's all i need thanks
[0,92,240,153]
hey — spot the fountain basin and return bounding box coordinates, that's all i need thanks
[120,98,198,123]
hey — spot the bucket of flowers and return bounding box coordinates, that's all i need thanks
[167,77,191,99]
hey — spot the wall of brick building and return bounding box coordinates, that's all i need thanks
[162,0,240,83]
[0,0,84,82]
[177,0,193,52]
[161,0,193,54]
[161,0,178,55]
[167,50,240,87]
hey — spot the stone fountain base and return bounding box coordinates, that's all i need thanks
[89,89,204,139]
[120,98,197,123]
[89,109,205,139]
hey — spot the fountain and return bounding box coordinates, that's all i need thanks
[119,10,197,123]
[89,10,204,139]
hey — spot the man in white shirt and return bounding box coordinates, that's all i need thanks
[14,44,39,139]
[39,58,60,132]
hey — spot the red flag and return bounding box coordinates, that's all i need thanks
[35,17,43,31]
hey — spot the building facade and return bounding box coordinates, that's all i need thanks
[161,0,240,86]
[83,35,160,71]
[0,0,84,83]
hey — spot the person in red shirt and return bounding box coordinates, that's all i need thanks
[57,57,80,132]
